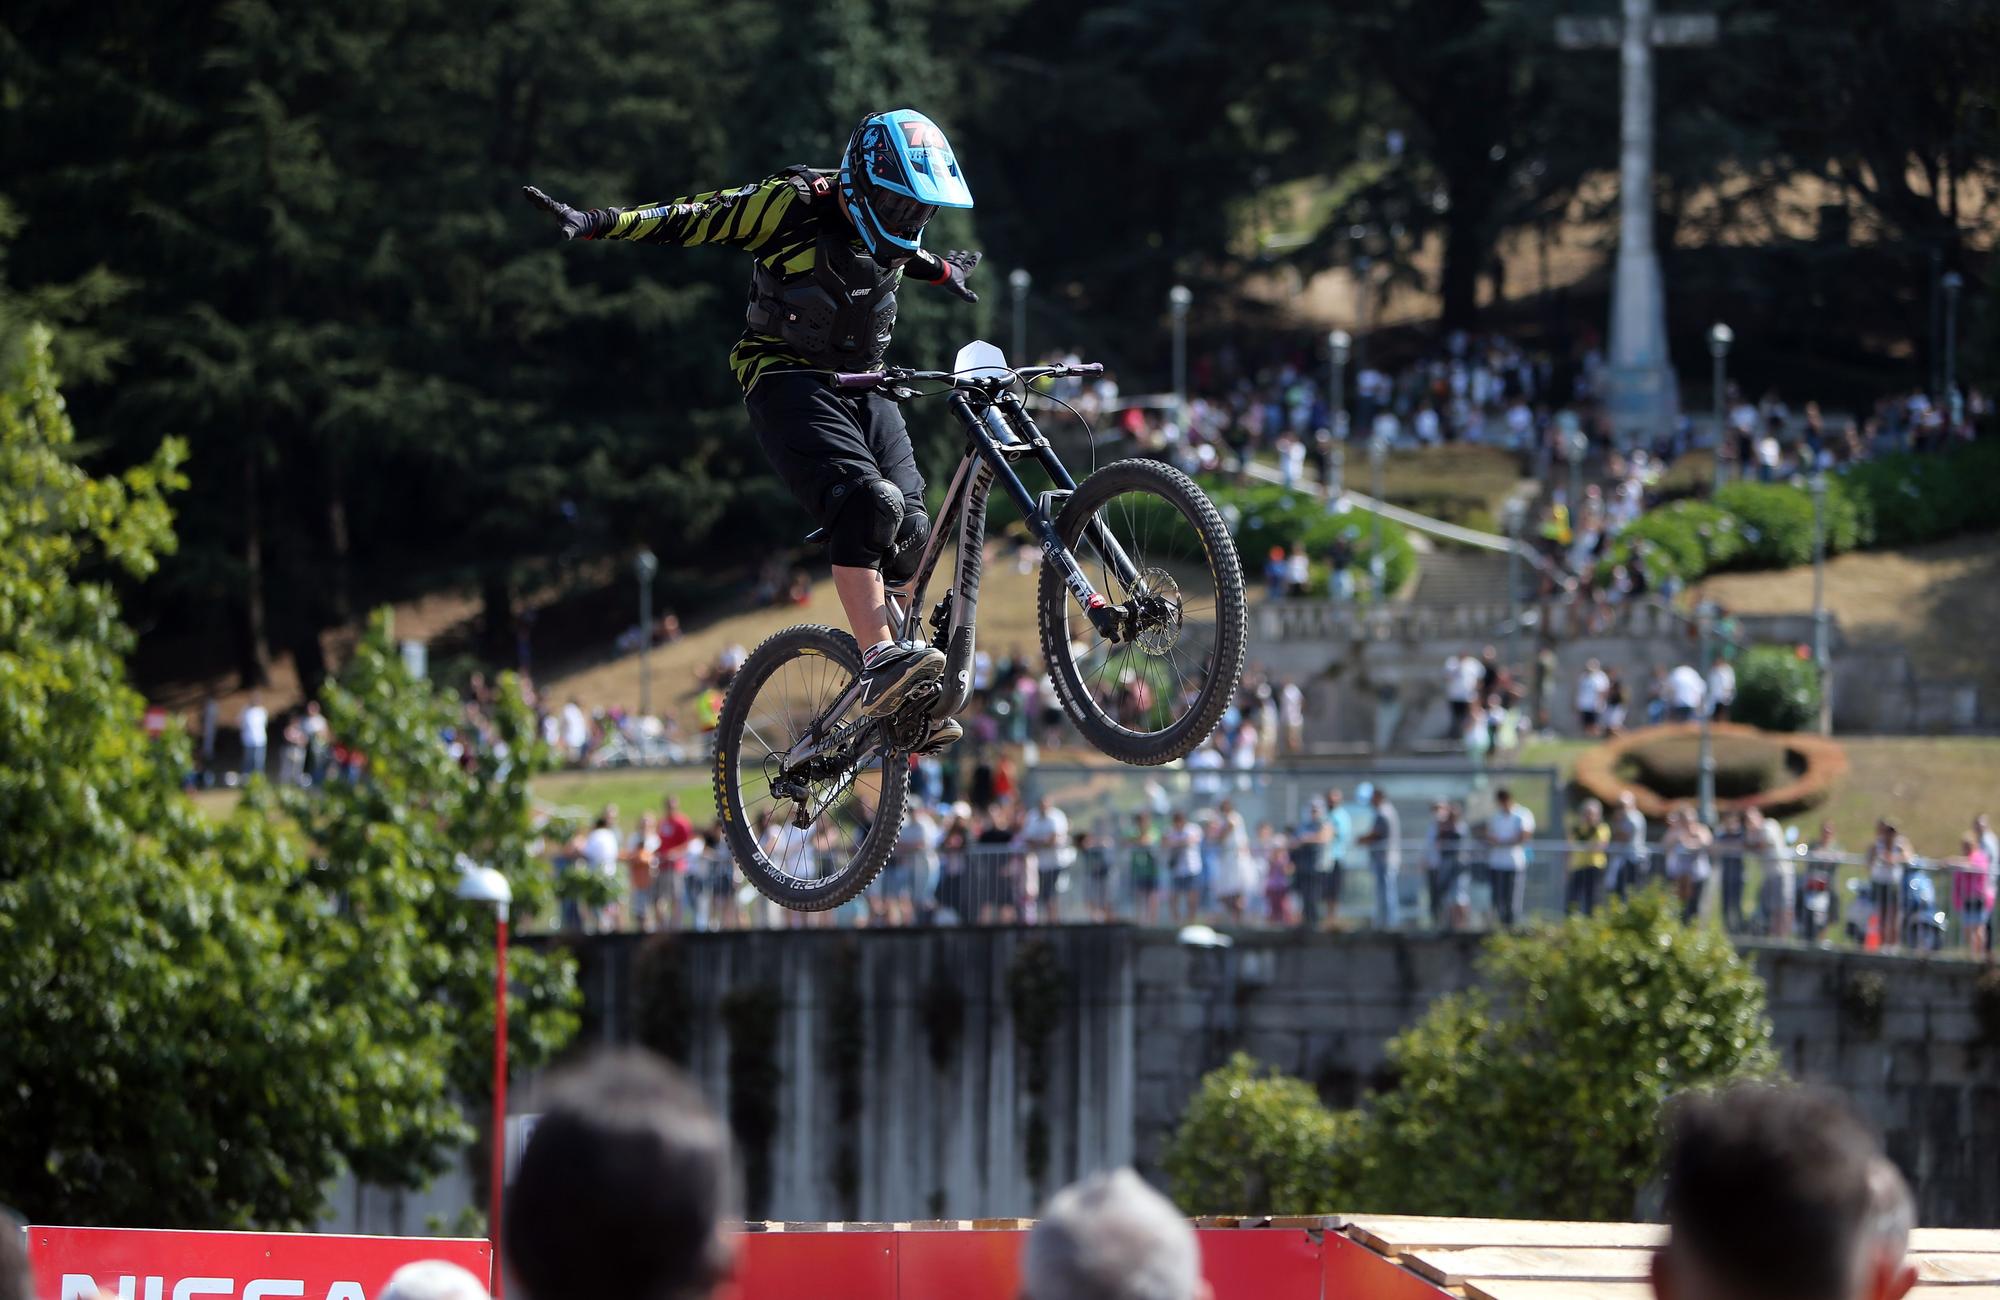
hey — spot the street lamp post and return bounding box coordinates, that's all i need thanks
[635,549,658,722]
[1168,285,1192,434]
[1810,470,1831,735]
[1696,601,1717,827]
[1708,323,1733,495]
[1942,270,1964,420]
[1009,268,1032,364]
[1368,432,1388,602]
[1566,428,1589,518]
[1503,501,1526,670]
[456,859,514,1295]
[1328,329,1352,506]
[1327,329,1351,439]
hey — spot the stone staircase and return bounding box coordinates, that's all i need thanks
[1404,545,1519,611]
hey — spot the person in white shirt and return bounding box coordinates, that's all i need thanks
[1706,655,1737,721]
[1667,663,1707,722]
[578,807,623,934]
[1413,404,1442,445]
[1483,787,1536,928]
[1444,653,1473,738]
[1279,679,1306,755]
[1284,544,1310,598]
[561,699,590,764]
[1187,736,1226,797]
[239,693,269,778]
[1278,433,1306,491]
[1609,791,1649,895]
[1163,810,1204,923]
[1360,787,1402,929]
[1020,797,1074,925]
[1576,659,1611,736]
[1210,800,1256,920]
[1750,808,1793,938]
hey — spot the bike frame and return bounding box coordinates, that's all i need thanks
[781,385,1141,766]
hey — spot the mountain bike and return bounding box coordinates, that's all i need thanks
[712,341,1247,911]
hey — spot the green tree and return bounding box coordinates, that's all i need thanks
[1165,891,1780,1219]
[0,325,578,1227]
[270,609,581,1193]
[1358,890,1779,1219]
[1162,1053,1363,1215]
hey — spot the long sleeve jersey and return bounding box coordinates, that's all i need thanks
[588,169,955,390]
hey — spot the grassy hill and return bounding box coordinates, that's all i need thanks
[1700,533,2000,703]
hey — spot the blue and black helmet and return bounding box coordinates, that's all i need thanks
[838,109,974,257]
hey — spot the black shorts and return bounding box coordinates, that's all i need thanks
[744,370,926,530]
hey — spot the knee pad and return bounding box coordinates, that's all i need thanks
[882,509,931,583]
[826,476,904,569]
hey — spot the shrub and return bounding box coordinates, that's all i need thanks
[1713,482,1861,570]
[1163,1052,1358,1215]
[1612,500,1746,583]
[1358,891,1780,1219]
[1839,439,2000,548]
[1734,645,1823,733]
[1574,722,1849,820]
[1613,439,1999,584]
[1165,896,1783,1220]
[1206,478,1416,601]
[1617,732,1786,800]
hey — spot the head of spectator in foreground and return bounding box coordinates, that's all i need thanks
[1653,1083,1915,1300]
[506,1049,738,1300]
[376,1261,490,1300]
[1021,1169,1210,1300]
[2,1206,32,1300]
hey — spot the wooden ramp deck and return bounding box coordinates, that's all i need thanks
[1339,1214,2000,1299]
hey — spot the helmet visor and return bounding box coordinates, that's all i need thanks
[869,188,937,240]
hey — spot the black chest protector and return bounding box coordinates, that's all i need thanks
[745,168,901,371]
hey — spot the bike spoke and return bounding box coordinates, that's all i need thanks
[1059,481,1226,739]
[728,642,892,892]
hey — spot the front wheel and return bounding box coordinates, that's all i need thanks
[712,625,908,911]
[1038,458,1247,765]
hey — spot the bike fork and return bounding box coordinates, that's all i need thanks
[954,395,1125,642]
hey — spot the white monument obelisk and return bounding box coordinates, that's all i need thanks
[1602,0,1677,448]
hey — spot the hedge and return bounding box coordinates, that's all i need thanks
[1607,438,2000,585]
[1574,722,1850,820]
[1203,479,1418,601]
[1733,645,1824,732]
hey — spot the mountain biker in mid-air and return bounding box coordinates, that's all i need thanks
[524,109,982,753]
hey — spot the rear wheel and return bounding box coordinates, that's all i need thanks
[712,625,907,911]
[1038,458,1247,765]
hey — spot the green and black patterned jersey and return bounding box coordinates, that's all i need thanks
[593,169,950,391]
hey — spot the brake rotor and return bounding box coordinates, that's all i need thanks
[1129,567,1184,655]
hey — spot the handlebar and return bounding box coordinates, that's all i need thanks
[833,361,1103,392]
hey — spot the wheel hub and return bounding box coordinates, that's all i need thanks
[1128,567,1184,655]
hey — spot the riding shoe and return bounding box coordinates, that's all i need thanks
[913,716,963,755]
[855,641,947,717]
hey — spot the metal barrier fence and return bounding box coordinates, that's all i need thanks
[549,838,1994,954]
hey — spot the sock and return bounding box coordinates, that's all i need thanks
[863,639,899,668]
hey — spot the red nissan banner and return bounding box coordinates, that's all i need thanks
[25,1223,1448,1300]
[26,1228,493,1300]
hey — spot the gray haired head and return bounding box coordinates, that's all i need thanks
[375,1261,489,1300]
[1021,1170,1207,1300]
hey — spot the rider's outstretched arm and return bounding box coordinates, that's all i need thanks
[523,177,804,251]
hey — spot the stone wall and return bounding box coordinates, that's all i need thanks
[562,927,1137,1224]
[553,927,2000,1225]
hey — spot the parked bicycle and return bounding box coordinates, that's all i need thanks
[712,342,1248,911]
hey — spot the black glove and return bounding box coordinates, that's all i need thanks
[928,249,982,303]
[522,185,606,240]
